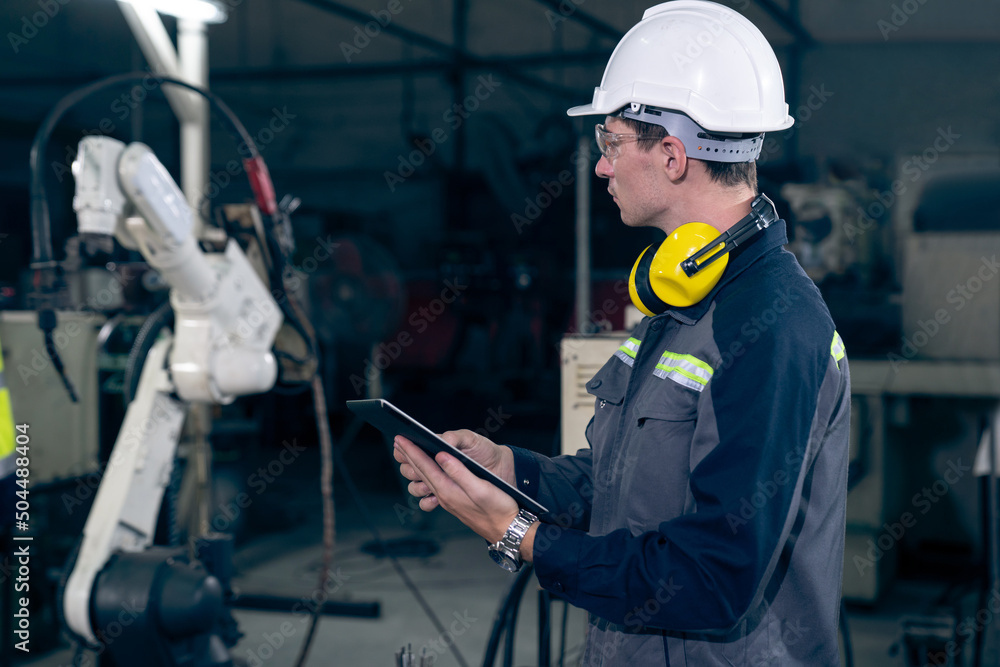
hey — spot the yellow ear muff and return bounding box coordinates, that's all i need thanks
[629,222,729,316]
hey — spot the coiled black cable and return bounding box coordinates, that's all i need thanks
[27,72,275,403]
[40,309,78,402]
[29,72,263,272]
[328,432,472,667]
[123,300,174,404]
[482,565,534,667]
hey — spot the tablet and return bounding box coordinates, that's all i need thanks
[345,398,549,516]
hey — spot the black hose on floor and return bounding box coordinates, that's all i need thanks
[482,565,534,667]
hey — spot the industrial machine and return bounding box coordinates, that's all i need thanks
[11,67,386,667]
[60,135,282,665]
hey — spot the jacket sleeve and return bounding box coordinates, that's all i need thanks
[508,438,593,531]
[510,447,594,531]
[530,309,844,633]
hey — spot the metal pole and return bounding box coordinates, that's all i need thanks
[178,18,210,236]
[784,0,802,165]
[574,135,591,334]
[116,3,201,121]
[116,2,211,237]
[452,0,467,176]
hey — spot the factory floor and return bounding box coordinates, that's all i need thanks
[20,444,984,667]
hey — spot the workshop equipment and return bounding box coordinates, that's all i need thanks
[62,136,282,662]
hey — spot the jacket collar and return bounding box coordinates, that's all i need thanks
[661,219,790,325]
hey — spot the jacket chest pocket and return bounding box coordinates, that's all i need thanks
[633,378,699,424]
[585,361,630,463]
[619,379,701,532]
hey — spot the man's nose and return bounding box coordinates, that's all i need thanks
[595,154,613,179]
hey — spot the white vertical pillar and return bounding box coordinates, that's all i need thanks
[178,18,210,238]
[575,135,591,335]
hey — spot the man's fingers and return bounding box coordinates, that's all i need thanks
[396,438,450,496]
[408,481,432,497]
[396,438,477,514]
[395,435,420,455]
[395,440,434,495]
[418,495,440,512]
[398,463,422,482]
[440,429,477,451]
[435,451,492,504]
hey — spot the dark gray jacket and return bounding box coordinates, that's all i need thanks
[510,221,851,666]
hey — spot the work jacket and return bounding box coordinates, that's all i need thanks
[510,220,851,666]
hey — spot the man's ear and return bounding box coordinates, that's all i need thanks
[659,135,689,184]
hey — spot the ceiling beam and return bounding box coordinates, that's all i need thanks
[293,0,586,99]
[208,49,612,82]
[215,60,450,82]
[528,0,624,41]
[0,49,613,90]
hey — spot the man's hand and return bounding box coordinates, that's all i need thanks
[394,429,515,510]
[442,430,516,483]
[393,435,519,544]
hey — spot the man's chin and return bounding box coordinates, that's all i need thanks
[615,205,651,228]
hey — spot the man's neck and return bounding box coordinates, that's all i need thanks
[659,188,757,235]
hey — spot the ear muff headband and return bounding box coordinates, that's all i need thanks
[629,194,779,316]
[681,194,779,277]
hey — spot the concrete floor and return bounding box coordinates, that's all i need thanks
[226,508,590,667]
[19,444,989,667]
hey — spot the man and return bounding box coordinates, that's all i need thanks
[394,1,851,664]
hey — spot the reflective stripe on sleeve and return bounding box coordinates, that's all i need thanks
[831,331,846,369]
[614,337,641,367]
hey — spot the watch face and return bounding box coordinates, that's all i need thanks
[488,548,519,573]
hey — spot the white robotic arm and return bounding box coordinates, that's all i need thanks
[73,135,281,401]
[73,135,214,300]
[64,136,283,649]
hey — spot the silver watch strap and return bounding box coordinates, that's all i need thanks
[500,509,537,552]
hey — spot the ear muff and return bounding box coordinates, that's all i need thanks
[628,194,779,317]
[629,222,729,316]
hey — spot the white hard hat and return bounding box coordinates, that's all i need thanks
[568,0,794,134]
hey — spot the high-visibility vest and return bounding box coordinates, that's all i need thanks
[0,334,14,480]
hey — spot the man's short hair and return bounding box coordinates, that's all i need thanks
[616,115,758,193]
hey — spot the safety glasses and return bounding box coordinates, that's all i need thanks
[594,123,647,160]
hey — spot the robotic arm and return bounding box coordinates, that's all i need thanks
[73,135,282,402]
[63,136,282,662]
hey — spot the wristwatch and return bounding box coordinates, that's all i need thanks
[488,509,537,572]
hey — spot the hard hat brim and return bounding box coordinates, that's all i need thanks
[568,99,796,133]
[566,103,602,117]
